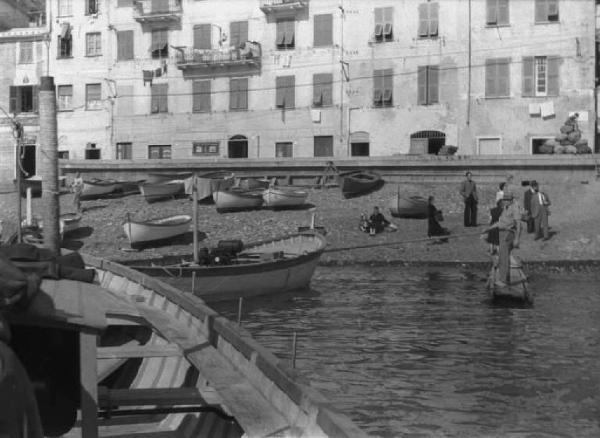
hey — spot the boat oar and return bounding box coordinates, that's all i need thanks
[323,231,484,253]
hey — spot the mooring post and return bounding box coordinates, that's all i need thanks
[292,331,297,369]
[237,297,243,326]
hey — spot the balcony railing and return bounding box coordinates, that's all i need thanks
[260,0,308,16]
[133,0,182,24]
[175,42,261,70]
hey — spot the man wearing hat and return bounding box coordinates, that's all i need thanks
[484,191,522,287]
[523,180,537,234]
[459,171,478,227]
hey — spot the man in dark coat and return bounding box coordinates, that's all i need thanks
[530,181,551,240]
[523,181,536,233]
[459,171,478,227]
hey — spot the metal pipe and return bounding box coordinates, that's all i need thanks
[192,173,199,264]
[237,297,243,325]
[291,331,297,368]
[14,127,22,242]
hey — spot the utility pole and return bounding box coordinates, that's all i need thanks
[13,121,23,243]
[339,0,345,152]
[39,76,60,255]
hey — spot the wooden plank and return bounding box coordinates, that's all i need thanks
[80,331,99,438]
[97,344,182,359]
[98,387,204,407]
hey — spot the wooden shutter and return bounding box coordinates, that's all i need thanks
[313,74,323,105]
[229,79,238,109]
[194,24,211,50]
[498,0,509,24]
[314,136,333,157]
[522,56,535,97]
[374,7,383,37]
[276,21,286,45]
[417,67,427,104]
[428,66,439,104]
[321,73,332,105]
[32,85,39,113]
[285,76,295,108]
[547,56,560,96]
[276,77,286,107]
[428,3,439,36]
[9,86,19,114]
[117,30,133,60]
[486,0,497,24]
[418,3,429,37]
[498,59,510,97]
[193,80,210,112]
[383,69,393,103]
[485,59,496,97]
[230,21,248,48]
[547,0,558,17]
[373,69,384,104]
[158,84,168,112]
[238,78,248,109]
[534,0,547,22]
[314,14,333,47]
[285,20,294,47]
[152,0,169,13]
[383,7,393,37]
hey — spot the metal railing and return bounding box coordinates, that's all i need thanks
[175,42,261,68]
[133,0,182,17]
[260,0,308,9]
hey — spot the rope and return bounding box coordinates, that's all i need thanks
[323,231,484,253]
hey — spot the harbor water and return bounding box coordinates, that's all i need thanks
[211,266,600,438]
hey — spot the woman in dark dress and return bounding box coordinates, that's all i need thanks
[486,200,502,254]
[427,196,450,241]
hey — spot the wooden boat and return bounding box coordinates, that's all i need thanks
[123,214,191,247]
[186,171,236,201]
[81,179,118,199]
[139,180,185,202]
[213,187,264,212]
[3,248,366,438]
[389,194,429,219]
[238,177,271,190]
[115,179,145,195]
[60,213,82,235]
[146,172,194,184]
[338,170,384,198]
[486,255,533,303]
[124,232,328,302]
[263,186,308,208]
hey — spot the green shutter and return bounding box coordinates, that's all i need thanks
[417,66,427,104]
[194,24,211,50]
[285,76,295,108]
[485,59,496,97]
[238,78,248,109]
[498,59,510,97]
[428,66,439,104]
[486,0,497,24]
[547,56,560,96]
[322,73,333,105]
[418,3,429,37]
[276,77,285,107]
[534,0,547,22]
[429,3,439,36]
[9,86,18,114]
[498,0,509,24]
[32,85,39,113]
[117,30,133,60]
[230,21,248,48]
[522,57,535,97]
[373,69,384,104]
[314,14,333,47]
[313,74,322,105]
[193,80,211,112]
[230,79,238,110]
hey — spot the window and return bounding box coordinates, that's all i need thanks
[418,2,439,38]
[9,86,38,114]
[275,142,293,158]
[230,21,248,49]
[86,32,102,57]
[57,85,73,111]
[58,0,73,16]
[151,29,168,59]
[116,142,132,159]
[86,83,102,110]
[522,56,560,97]
[151,83,168,113]
[478,137,502,155]
[417,66,439,105]
[193,24,211,50]
[85,143,101,160]
[192,80,211,113]
[229,78,248,110]
[374,7,393,43]
[193,142,219,156]
[58,24,72,58]
[276,19,295,50]
[276,75,295,109]
[148,145,171,159]
[117,30,134,60]
[86,0,98,15]
[19,42,33,64]
[373,69,393,107]
[535,0,559,23]
[314,136,333,157]
[313,73,333,107]
[485,58,510,98]
[486,0,509,26]
[314,14,333,47]
[58,151,70,159]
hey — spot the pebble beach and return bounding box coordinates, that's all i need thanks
[1,179,600,269]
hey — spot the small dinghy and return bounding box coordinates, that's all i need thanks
[389,194,429,219]
[139,181,185,203]
[81,179,118,199]
[185,171,236,201]
[338,170,384,199]
[486,255,533,304]
[263,186,308,208]
[60,213,82,235]
[123,214,192,247]
[213,187,264,212]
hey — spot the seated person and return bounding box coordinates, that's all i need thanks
[427,196,450,241]
[359,207,397,234]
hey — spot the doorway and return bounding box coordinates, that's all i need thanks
[409,131,446,155]
[228,135,248,158]
[21,144,36,177]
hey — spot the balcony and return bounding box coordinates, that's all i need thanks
[175,42,261,72]
[133,0,182,25]
[260,0,308,17]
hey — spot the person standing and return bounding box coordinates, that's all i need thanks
[483,192,522,287]
[530,181,551,240]
[486,200,503,255]
[523,181,537,234]
[427,196,450,242]
[459,171,478,227]
[71,172,84,213]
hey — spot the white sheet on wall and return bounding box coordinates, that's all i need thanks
[540,101,555,118]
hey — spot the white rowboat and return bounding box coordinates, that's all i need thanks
[262,186,308,208]
[123,214,192,247]
[213,187,264,212]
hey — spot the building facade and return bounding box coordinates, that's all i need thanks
[1,0,597,180]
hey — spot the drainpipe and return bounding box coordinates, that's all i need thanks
[467,0,472,127]
[339,0,345,153]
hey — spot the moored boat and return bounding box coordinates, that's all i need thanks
[238,177,271,190]
[124,232,328,302]
[389,194,429,219]
[263,186,308,208]
[185,171,236,201]
[213,187,264,212]
[486,255,533,304]
[139,180,185,202]
[338,170,384,198]
[81,179,118,199]
[60,213,82,235]
[146,172,194,184]
[123,214,192,247]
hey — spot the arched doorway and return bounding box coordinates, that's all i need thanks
[228,135,248,158]
[350,131,370,157]
[409,130,446,155]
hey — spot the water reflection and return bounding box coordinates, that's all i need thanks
[211,267,600,438]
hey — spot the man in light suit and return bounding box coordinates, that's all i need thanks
[530,181,551,241]
[523,181,537,234]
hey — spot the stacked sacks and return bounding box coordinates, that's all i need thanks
[550,113,592,154]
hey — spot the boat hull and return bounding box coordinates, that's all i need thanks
[81,180,118,198]
[123,214,191,246]
[263,187,308,208]
[338,171,384,198]
[60,213,82,235]
[186,171,236,200]
[139,181,184,202]
[390,196,429,219]
[487,260,532,304]
[213,188,264,211]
